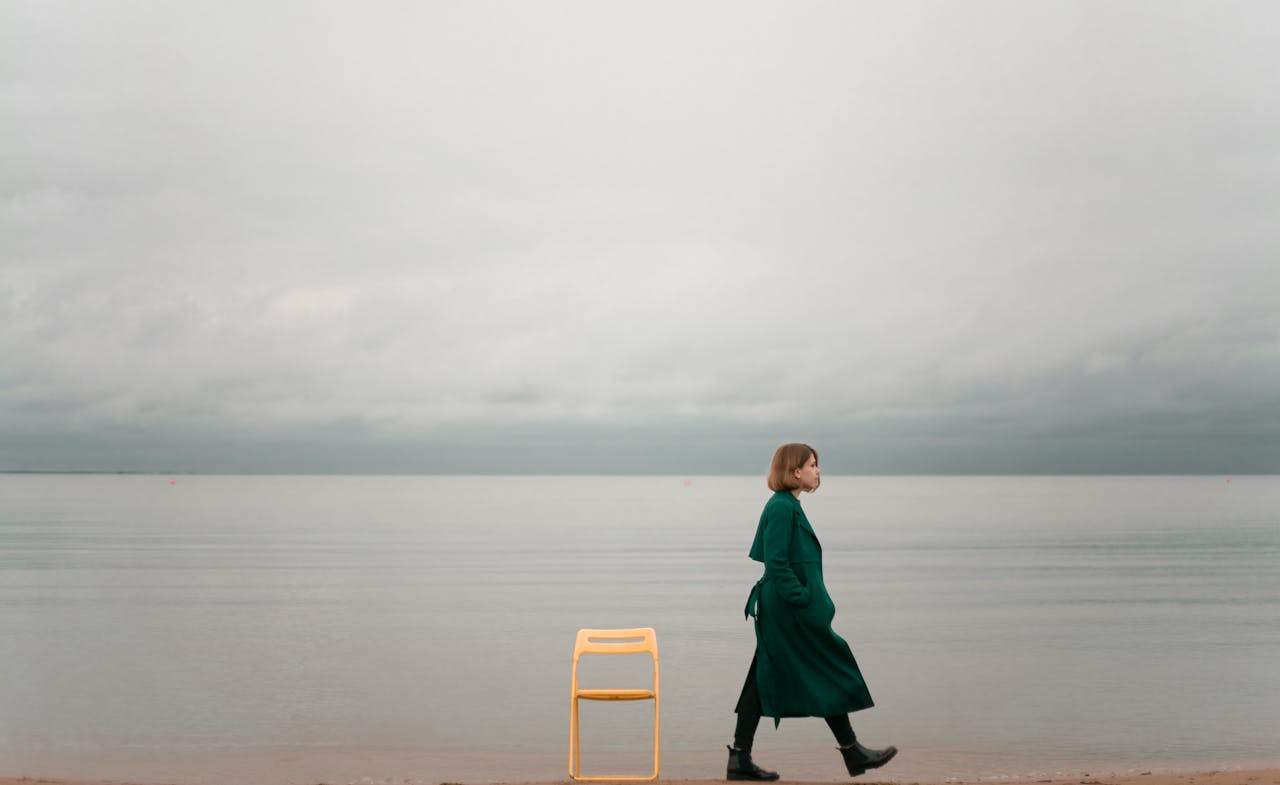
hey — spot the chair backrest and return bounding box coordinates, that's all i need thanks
[573,627,659,663]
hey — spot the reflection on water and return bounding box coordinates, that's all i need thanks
[2,474,1278,781]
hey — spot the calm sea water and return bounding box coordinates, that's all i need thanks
[1,474,1278,783]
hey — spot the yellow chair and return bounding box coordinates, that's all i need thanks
[568,627,660,781]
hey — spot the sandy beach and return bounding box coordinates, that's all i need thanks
[4,746,1279,785]
[2,763,1280,783]
[4,766,1279,785]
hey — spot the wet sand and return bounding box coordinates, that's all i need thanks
[3,766,1278,785]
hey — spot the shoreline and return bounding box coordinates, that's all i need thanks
[3,767,1279,785]
[3,751,1277,785]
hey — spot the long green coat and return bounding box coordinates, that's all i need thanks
[744,491,874,721]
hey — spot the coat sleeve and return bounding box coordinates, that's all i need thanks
[762,502,812,607]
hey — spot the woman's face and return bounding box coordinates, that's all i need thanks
[793,452,820,492]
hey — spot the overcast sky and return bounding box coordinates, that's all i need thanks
[2,1,1278,473]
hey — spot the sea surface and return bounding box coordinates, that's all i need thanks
[1,474,1278,783]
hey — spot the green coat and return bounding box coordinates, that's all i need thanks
[744,491,875,721]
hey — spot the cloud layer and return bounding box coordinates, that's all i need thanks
[3,2,1278,472]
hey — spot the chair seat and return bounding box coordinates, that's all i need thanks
[576,688,656,701]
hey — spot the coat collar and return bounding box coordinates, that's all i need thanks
[774,491,819,542]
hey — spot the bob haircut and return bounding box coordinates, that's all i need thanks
[767,443,819,493]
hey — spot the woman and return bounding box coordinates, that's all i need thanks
[726,443,898,781]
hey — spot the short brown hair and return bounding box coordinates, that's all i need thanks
[767,443,818,493]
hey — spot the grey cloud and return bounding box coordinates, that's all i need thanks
[2,1,1278,472]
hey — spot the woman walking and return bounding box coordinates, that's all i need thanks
[727,443,898,780]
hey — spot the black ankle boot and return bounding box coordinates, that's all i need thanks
[727,745,780,781]
[838,740,898,777]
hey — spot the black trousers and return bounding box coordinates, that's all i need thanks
[733,654,855,753]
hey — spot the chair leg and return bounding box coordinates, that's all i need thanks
[569,697,579,778]
[651,697,660,780]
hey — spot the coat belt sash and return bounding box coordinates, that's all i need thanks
[744,576,770,619]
